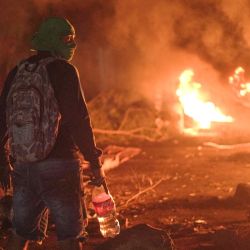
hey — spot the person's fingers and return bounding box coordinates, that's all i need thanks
[83,218,88,227]
[4,179,8,191]
[7,179,11,189]
[88,177,105,187]
[0,174,11,192]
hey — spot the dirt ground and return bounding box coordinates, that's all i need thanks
[2,135,250,249]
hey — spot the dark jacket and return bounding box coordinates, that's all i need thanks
[0,51,101,166]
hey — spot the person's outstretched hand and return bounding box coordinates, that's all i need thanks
[0,163,12,192]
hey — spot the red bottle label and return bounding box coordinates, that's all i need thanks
[93,198,115,216]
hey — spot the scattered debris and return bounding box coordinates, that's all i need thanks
[233,183,250,203]
[95,224,175,250]
[81,145,141,172]
[203,141,250,150]
[120,178,164,209]
[88,90,179,144]
[102,145,141,171]
[194,219,207,225]
[93,127,158,142]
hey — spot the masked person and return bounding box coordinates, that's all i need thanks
[0,17,105,250]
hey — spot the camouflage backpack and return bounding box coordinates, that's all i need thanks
[6,57,61,163]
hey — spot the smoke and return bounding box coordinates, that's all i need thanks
[107,0,250,80]
[1,0,250,101]
[0,0,36,85]
[0,0,116,97]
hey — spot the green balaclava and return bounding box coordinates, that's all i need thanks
[31,17,76,61]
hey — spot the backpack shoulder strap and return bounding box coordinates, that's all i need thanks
[38,56,64,67]
[15,59,28,72]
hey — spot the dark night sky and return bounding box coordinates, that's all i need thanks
[1,0,250,101]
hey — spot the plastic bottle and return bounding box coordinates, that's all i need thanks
[92,183,120,238]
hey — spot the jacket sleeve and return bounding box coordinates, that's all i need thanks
[0,67,17,166]
[49,61,102,162]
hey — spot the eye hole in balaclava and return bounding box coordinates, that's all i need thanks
[63,34,75,44]
[31,17,77,61]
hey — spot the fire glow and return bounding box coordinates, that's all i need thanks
[229,67,250,97]
[176,69,234,130]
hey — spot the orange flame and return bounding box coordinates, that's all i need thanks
[176,69,233,130]
[229,66,250,97]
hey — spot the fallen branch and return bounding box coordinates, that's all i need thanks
[119,178,164,209]
[93,128,157,142]
[203,142,250,150]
